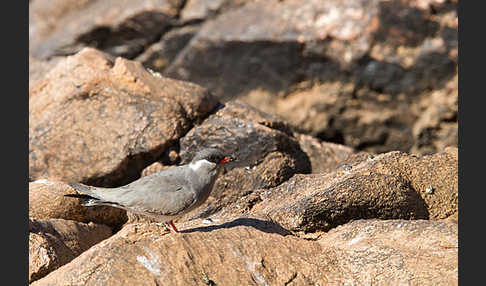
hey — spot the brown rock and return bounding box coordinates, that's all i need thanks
[411,74,458,154]
[251,171,428,233]
[165,0,457,155]
[135,24,201,72]
[29,0,184,59]
[294,132,356,173]
[248,149,457,233]
[317,219,457,285]
[29,180,127,228]
[140,162,174,177]
[29,218,111,283]
[167,0,380,100]
[29,55,62,88]
[180,0,256,22]
[370,149,458,220]
[29,48,218,187]
[32,218,457,285]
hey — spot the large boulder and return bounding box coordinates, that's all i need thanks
[29,180,127,228]
[294,132,356,174]
[29,48,218,187]
[235,148,457,233]
[29,218,111,283]
[29,0,184,59]
[32,218,457,285]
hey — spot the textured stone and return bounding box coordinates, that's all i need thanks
[29,180,127,228]
[32,218,457,285]
[29,48,218,186]
[294,132,356,173]
[165,0,457,155]
[30,0,184,59]
[248,149,457,233]
[29,218,111,283]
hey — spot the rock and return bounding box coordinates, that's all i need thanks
[135,24,201,72]
[294,132,356,173]
[167,0,379,100]
[411,74,458,154]
[165,0,457,155]
[29,55,62,87]
[29,218,111,283]
[180,0,256,22]
[29,180,127,228]
[140,162,174,177]
[370,148,458,220]
[251,171,428,233]
[247,149,457,233]
[29,0,184,59]
[29,48,218,186]
[31,218,457,285]
[317,219,457,285]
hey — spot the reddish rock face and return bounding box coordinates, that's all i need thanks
[247,149,457,233]
[29,48,218,187]
[29,218,111,283]
[29,180,127,228]
[31,219,457,286]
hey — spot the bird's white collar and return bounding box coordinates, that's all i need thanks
[189,159,215,171]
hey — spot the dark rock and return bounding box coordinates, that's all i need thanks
[135,24,201,72]
[248,149,457,233]
[30,0,184,59]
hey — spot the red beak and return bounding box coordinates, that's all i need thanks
[219,156,230,164]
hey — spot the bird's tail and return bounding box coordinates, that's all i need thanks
[65,182,103,206]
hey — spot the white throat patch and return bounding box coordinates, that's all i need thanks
[189,159,215,171]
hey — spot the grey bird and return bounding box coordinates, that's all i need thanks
[65,148,235,233]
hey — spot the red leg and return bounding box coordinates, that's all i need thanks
[166,220,179,233]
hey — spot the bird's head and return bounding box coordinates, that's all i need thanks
[191,148,235,166]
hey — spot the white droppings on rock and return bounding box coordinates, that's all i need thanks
[347,234,364,246]
[136,247,165,277]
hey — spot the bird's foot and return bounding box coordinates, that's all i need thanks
[165,220,179,233]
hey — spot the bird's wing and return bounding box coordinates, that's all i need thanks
[94,166,199,216]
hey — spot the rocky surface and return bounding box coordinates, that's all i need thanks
[29,1,458,284]
[30,0,457,155]
[167,0,456,155]
[29,180,127,228]
[222,149,457,233]
[29,0,184,59]
[29,218,111,283]
[32,218,457,285]
[29,47,218,186]
[295,132,356,174]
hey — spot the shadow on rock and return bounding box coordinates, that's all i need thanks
[181,217,292,236]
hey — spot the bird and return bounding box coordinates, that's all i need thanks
[65,148,235,233]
